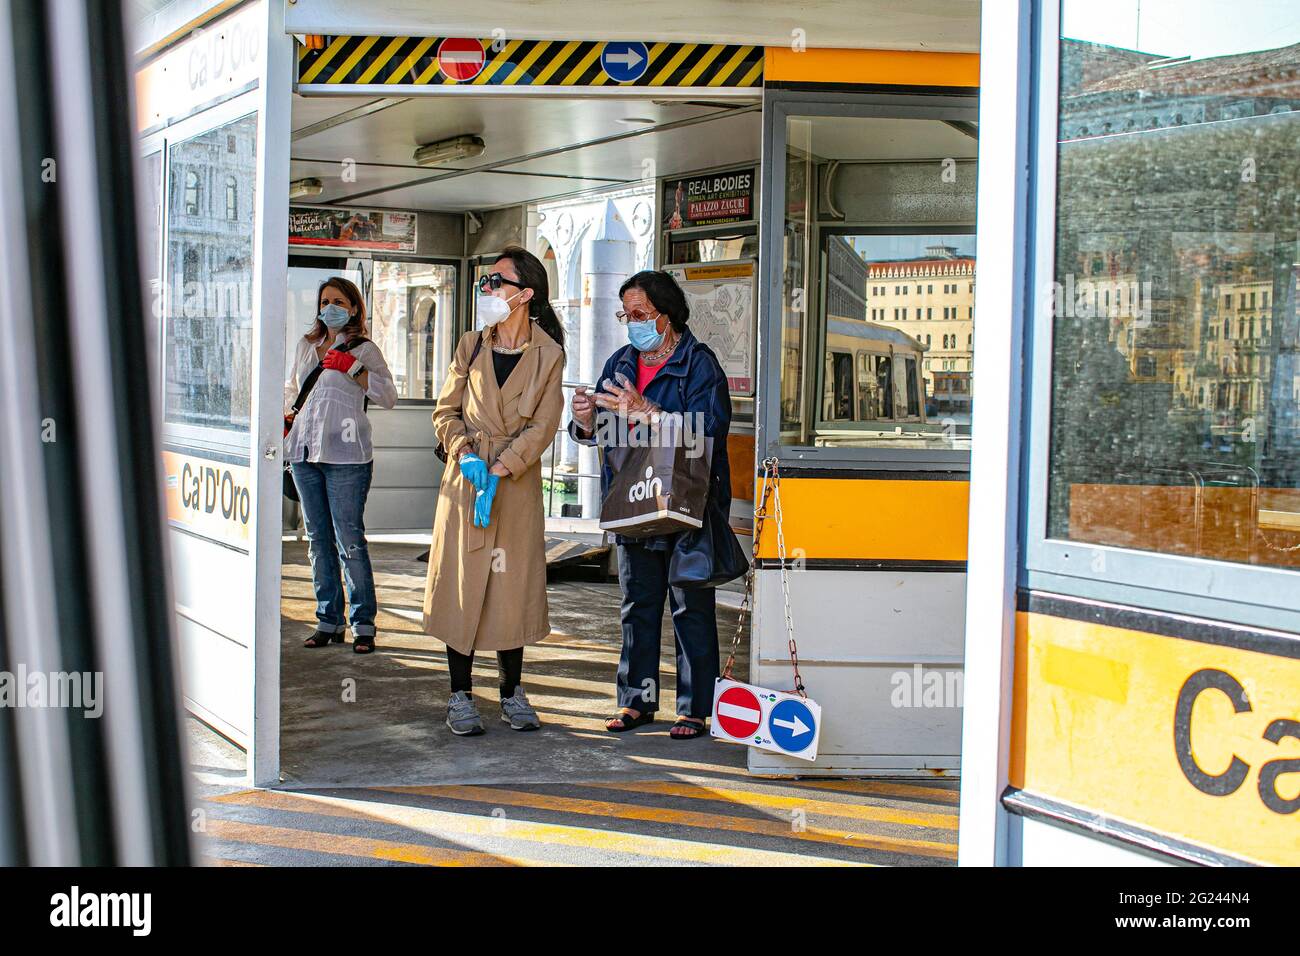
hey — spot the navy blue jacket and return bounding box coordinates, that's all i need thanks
[570,328,732,550]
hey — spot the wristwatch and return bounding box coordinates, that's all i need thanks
[347,361,366,380]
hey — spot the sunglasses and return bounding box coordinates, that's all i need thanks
[615,308,660,325]
[478,272,526,294]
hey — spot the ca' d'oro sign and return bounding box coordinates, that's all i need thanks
[663,169,754,230]
[163,451,251,547]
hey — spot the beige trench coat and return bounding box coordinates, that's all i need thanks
[422,323,565,654]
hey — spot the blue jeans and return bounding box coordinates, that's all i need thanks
[290,460,377,638]
[615,540,719,718]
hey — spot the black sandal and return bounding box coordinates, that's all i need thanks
[605,710,655,733]
[303,630,344,648]
[669,718,707,740]
[353,635,376,654]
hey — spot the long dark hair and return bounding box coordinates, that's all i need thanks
[495,245,564,349]
[309,276,368,342]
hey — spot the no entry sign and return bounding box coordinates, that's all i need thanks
[715,684,762,739]
[710,678,822,761]
[438,38,485,81]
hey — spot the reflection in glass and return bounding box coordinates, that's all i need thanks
[777,115,977,449]
[163,113,257,439]
[1049,1,1300,568]
[371,261,458,400]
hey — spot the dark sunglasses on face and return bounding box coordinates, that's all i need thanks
[478,272,526,293]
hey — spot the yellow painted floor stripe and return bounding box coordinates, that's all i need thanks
[585,781,958,830]
[326,35,380,84]
[679,44,726,87]
[799,778,961,804]
[299,35,350,84]
[623,755,961,805]
[649,45,694,86]
[708,45,752,87]
[205,818,531,867]
[382,785,957,860]
[385,36,436,85]
[532,40,582,85]
[209,789,869,866]
[356,36,407,85]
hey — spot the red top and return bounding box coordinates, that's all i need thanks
[636,354,667,395]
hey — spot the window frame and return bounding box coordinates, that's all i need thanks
[1022,0,1300,633]
[758,88,979,470]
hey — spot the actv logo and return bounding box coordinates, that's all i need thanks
[627,467,663,502]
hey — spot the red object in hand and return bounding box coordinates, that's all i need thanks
[322,349,357,374]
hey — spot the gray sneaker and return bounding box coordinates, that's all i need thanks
[499,686,541,731]
[446,691,485,736]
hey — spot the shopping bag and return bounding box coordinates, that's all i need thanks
[599,414,711,538]
[668,493,749,588]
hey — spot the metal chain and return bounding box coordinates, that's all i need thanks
[723,457,804,698]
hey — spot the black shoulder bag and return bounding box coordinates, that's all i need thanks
[283,336,369,502]
[433,336,485,463]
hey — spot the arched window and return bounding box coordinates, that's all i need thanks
[182,247,199,287]
[184,170,199,215]
[225,176,238,220]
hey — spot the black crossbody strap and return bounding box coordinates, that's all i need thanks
[290,336,369,416]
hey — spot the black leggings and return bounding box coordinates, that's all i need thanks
[447,646,524,699]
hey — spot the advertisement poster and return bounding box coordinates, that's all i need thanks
[289,206,418,252]
[662,168,755,230]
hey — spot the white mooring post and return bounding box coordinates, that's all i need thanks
[578,199,635,518]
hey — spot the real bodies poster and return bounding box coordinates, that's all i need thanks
[663,169,754,230]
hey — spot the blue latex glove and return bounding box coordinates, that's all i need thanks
[473,474,500,528]
[458,452,488,491]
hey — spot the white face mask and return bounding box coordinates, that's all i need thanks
[476,291,520,328]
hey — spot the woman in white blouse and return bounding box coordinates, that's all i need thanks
[284,277,398,653]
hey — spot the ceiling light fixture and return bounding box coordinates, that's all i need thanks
[288,177,323,200]
[412,134,486,167]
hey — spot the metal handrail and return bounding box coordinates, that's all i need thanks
[545,379,599,518]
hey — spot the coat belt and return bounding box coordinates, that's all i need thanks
[465,428,513,553]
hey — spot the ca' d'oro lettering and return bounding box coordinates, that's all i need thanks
[179,459,250,525]
[627,466,663,503]
[1174,667,1300,815]
[49,885,151,936]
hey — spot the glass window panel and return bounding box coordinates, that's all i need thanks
[162,113,257,440]
[371,260,458,401]
[778,114,976,450]
[285,264,364,384]
[1050,1,1300,569]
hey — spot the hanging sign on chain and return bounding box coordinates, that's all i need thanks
[711,678,822,761]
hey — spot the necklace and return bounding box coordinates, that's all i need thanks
[491,325,529,354]
[642,332,679,365]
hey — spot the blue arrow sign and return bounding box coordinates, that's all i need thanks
[601,42,650,83]
[767,698,816,754]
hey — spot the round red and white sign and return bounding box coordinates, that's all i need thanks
[437,38,486,82]
[715,685,762,740]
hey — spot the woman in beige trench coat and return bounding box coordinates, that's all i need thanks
[423,246,565,737]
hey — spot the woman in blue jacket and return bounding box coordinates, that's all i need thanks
[569,270,731,739]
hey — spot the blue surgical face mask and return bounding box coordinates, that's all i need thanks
[319,303,351,329]
[627,317,665,352]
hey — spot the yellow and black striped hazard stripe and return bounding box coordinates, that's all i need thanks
[297,37,763,89]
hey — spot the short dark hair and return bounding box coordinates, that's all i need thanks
[618,270,689,333]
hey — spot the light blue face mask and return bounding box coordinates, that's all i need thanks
[626,316,665,352]
[319,303,351,329]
